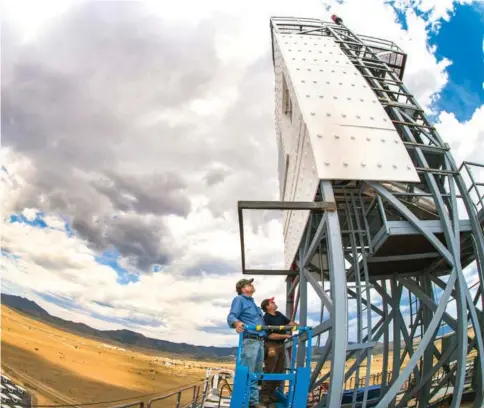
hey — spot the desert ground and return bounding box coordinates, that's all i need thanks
[1,305,477,407]
[1,305,232,407]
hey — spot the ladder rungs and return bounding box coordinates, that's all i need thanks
[415,167,458,175]
[382,102,422,111]
[403,141,449,153]
[391,120,435,130]
[364,75,402,84]
[353,64,394,73]
[371,88,412,97]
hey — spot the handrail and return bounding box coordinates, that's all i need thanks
[111,403,144,408]
[243,325,311,332]
[459,161,484,214]
[147,380,207,408]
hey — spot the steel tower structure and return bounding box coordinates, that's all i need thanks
[237,16,484,408]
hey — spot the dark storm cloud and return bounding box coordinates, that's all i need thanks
[69,212,174,271]
[92,171,191,217]
[2,2,219,271]
[106,215,173,270]
[204,167,230,187]
[2,0,286,276]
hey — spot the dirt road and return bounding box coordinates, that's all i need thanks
[2,363,80,406]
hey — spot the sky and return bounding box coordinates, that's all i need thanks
[1,0,484,347]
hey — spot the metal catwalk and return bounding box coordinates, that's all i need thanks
[237,16,484,408]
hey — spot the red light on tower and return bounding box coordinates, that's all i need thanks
[331,14,343,25]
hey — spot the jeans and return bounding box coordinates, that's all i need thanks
[240,338,264,405]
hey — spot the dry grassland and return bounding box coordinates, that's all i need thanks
[1,305,477,407]
[1,305,233,408]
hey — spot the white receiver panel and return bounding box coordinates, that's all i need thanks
[276,32,419,182]
[273,32,419,268]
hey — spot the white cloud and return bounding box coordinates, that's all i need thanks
[42,214,68,230]
[435,104,484,214]
[393,0,479,28]
[436,104,484,163]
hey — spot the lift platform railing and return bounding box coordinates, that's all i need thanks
[230,325,313,408]
[215,382,233,408]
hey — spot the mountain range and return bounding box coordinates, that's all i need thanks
[1,293,237,360]
[2,294,397,360]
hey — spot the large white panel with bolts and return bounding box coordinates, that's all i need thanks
[273,30,419,267]
[275,32,419,182]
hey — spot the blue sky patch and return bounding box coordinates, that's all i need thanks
[392,6,408,31]
[9,210,75,239]
[64,220,74,238]
[428,4,484,121]
[10,212,48,229]
[95,249,140,285]
[152,264,169,273]
[388,2,484,120]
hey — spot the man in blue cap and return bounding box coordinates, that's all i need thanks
[227,278,267,408]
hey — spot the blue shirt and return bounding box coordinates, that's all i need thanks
[227,294,266,337]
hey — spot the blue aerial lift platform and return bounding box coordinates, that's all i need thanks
[230,325,313,408]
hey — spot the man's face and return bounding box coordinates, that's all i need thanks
[241,283,255,296]
[267,299,278,312]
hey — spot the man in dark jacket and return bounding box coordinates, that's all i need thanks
[260,297,297,404]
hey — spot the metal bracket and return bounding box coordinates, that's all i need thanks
[237,200,337,275]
